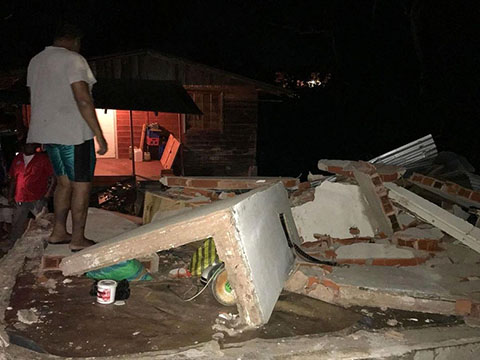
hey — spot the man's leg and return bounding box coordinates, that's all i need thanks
[48,175,72,243]
[69,139,96,250]
[70,181,95,250]
[45,144,73,244]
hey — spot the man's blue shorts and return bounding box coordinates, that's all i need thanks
[45,139,96,182]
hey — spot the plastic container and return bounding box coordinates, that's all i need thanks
[96,279,117,304]
[134,148,143,162]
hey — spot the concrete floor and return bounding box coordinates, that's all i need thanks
[95,158,162,180]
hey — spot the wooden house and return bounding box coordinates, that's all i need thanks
[87,50,289,176]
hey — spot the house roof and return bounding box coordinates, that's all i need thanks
[0,78,203,115]
[93,79,202,114]
[88,49,295,97]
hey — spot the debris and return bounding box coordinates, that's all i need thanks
[168,267,192,279]
[62,278,72,284]
[386,319,398,326]
[290,187,315,207]
[218,313,237,321]
[60,183,299,327]
[218,191,236,200]
[360,309,373,317]
[132,331,140,336]
[397,212,418,229]
[39,278,57,290]
[307,171,328,183]
[212,332,225,341]
[385,182,480,254]
[17,308,40,325]
[384,330,404,339]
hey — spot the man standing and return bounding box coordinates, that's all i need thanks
[27,24,108,251]
[8,143,55,245]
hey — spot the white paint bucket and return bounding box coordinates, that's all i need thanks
[96,280,117,304]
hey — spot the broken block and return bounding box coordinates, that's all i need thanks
[392,227,444,251]
[60,183,299,327]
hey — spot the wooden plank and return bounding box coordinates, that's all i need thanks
[139,123,147,152]
[160,134,180,170]
[385,182,480,254]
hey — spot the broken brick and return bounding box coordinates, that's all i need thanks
[456,299,472,316]
[321,278,340,293]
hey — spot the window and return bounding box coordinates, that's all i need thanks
[187,91,223,131]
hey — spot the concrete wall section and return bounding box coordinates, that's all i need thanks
[230,183,297,323]
[292,181,376,242]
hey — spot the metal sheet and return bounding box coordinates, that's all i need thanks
[369,134,437,169]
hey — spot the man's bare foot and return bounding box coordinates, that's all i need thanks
[48,233,72,244]
[69,239,96,252]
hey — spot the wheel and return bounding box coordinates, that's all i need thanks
[211,267,236,306]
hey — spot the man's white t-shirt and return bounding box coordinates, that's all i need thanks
[26,46,96,145]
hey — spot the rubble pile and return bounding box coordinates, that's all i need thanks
[286,136,480,319]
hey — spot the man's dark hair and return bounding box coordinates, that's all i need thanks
[54,23,83,41]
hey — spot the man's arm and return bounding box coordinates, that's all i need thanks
[71,81,108,155]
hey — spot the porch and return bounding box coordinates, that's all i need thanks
[94,158,163,180]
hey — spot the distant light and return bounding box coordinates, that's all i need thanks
[307,80,322,88]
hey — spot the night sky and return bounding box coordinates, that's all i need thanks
[1,1,479,177]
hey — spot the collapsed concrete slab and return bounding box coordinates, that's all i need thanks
[386,182,480,254]
[60,183,299,327]
[285,264,458,315]
[292,181,377,242]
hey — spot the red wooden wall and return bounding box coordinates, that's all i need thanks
[115,110,180,159]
